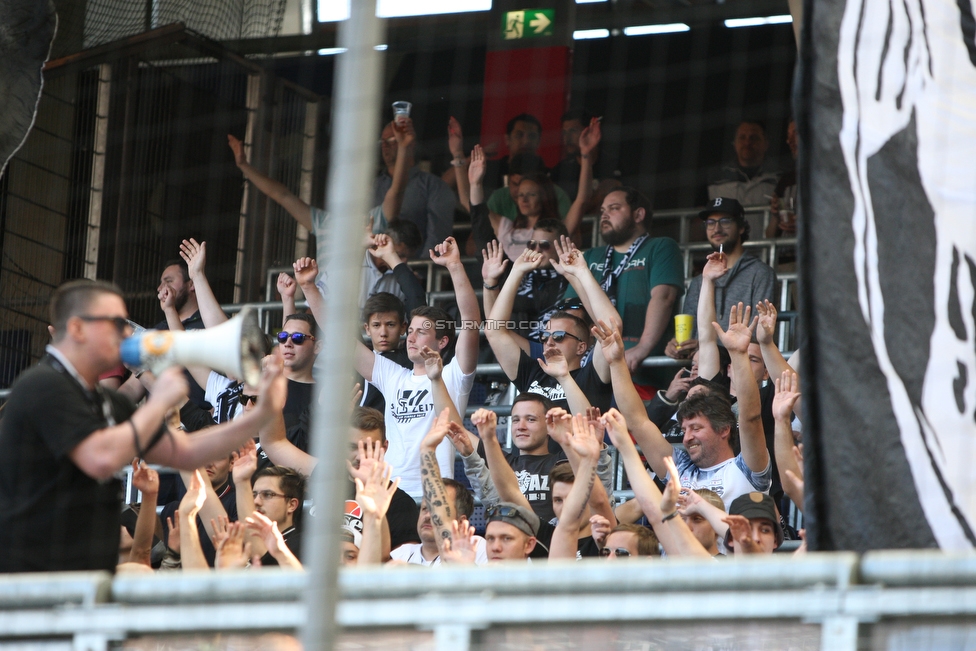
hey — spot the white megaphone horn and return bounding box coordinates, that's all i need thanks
[120,306,269,387]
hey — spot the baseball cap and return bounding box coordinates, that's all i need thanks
[725,492,784,547]
[485,502,540,538]
[699,197,745,221]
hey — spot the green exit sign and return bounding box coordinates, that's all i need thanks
[502,9,555,40]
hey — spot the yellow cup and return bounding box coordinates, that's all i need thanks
[674,314,693,344]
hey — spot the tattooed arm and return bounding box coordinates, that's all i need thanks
[419,409,458,556]
[549,414,601,560]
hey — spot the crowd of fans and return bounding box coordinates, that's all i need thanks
[0,107,804,574]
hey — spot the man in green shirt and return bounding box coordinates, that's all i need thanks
[563,187,684,389]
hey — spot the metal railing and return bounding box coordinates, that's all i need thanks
[2,551,976,651]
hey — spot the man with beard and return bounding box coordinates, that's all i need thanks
[666,197,776,359]
[562,187,684,389]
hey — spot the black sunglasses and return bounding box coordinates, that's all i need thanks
[526,239,552,252]
[277,331,315,345]
[540,330,583,344]
[241,394,258,406]
[77,315,131,335]
[600,547,632,557]
[553,298,584,312]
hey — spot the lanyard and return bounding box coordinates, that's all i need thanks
[599,234,648,305]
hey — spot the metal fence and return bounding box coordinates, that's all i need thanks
[2,551,976,651]
[0,25,321,388]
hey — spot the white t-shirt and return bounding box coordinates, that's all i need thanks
[390,536,488,566]
[671,446,772,510]
[370,353,474,497]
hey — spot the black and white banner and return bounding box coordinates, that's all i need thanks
[801,0,976,550]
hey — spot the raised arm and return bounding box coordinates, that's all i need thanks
[178,470,209,570]
[485,248,546,378]
[677,486,730,542]
[696,252,727,380]
[550,414,601,560]
[471,408,530,508]
[756,299,803,417]
[228,134,312,231]
[354,453,400,565]
[537,349,591,416]
[372,234,426,313]
[563,118,600,239]
[772,370,804,511]
[245,511,303,570]
[259,410,317,476]
[592,320,672,478]
[480,240,513,346]
[429,237,479,374]
[449,118,471,212]
[420,346,465,426]
[712,304,769,473]
[158,286,184,332]
[128,460,159,567]
[180,238,227,328]
[277,273,297,329]
[382,118,415,222]
[179,466,229,542]
[603,409,710,558]
[419,409,461,554]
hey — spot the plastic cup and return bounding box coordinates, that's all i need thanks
[674,314,693,344]
[392,101,412,124]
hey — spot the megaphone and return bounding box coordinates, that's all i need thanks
[120,306,269,387]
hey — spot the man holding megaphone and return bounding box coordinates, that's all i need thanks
[0,280,287,573]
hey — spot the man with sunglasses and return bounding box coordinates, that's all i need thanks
[668,198,776,360]
[0,280,287,572]
[486,247,613,412]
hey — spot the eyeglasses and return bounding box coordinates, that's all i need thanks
[553,298,584,312]
[704,217,735,229]
[277,331,315,345]
[540,330,583,344]
[485,505,536,531]
[77,315,131,335]
[377,137,396,147]
[526,239,552,252]
[241,394,258,406]
[600,547,632,557]
[252,490,288,501]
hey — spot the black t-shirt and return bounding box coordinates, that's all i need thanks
[0,357,137,572]
[284,379,314,431]
[343,479,421,549]
[504,449,566,525]
[513,351,613,412]
[261,524,302,566]
[531,523,600,560]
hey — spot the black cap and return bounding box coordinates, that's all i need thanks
[725,492,784,548]
[699,197,745,221]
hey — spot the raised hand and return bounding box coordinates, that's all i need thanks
[772,370,801,422]
[393,117,416,149]
[430,236,461,268]
[481,240,509,286]
[227,134,247,167]
[232,439,259,485]
[441,520,477,564]
[551,235,586,277]
[585,406,604,441]
[346,438,386,486]
[468,144,486,186]
[755,299,778,346]
[712,302,757,355]
[351,382,363,408]
[600,407,631,450]
[578,117,602,157]
[245,511,289,559]
[538,347,569,380]
[215,521,251,569]
[662,367,693,403]
[420,345,443,381]
[589,514,612,548]
[293,257,319,288]
[158,286,176,313]
[420,408,452,452]
[470,408,499,446]
[676,484,704,516]
[448,117,464,158]
[276,272,296,300]
[166,513,180,554]
[568,413,601,460]
[660,456,683,517]
[180,469,207,519]
[592,319,626,365]
[512,247,545,275]
[545,407,573,448]
[254,351,289,421]
[354,457,399,521]
[702,251,728,281]
[131,460,159,496]
[446,421,475,456]
[722,514,763,554]
[179,238,207,280]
